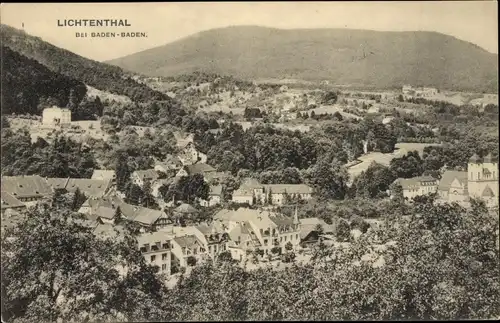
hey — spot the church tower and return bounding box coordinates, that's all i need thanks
[467,153,498,206]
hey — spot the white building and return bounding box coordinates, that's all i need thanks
[42,106,71,125]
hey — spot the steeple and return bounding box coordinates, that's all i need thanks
[469,153,481,164]
[483,153,495,164]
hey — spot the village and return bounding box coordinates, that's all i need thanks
[2,91,498,282]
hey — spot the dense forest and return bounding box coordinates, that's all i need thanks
[1,24,169,103]
[1,46,87,115]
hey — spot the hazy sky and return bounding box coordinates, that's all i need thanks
[1,2,498,62]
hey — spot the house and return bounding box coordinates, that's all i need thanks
[1,175,53,207]
[176,163,216,178]
[46,178,113,198]
[171,203,199,224]
[131,169,160,187]
[437,171,469,203]
[177,137,207,165]
[137,231,174,275]
[231,178,264,205]
[1,191,27,216]
[214,207,301,261]
[231,179,313,206]
[203,171,231,184]
[391,176,438,201]
[299,217,336,246]
[199,185,223,207]
[195,221,230,260]
[42,106,71,125]
[91,170,116,182]
[154,155,183,175]
[170,234,207,268]
[263,184,314,205]
[81,195,169,231]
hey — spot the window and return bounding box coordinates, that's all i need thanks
[264,239,268,245]
[284,236,287,241]
[280,237,283,242]
[162,253,168,261]
[193,248,198,255]
[208,245,212,253]
[150,255,156,262]
[296,234,299,240]
[162,242,170,249]
[161,264,167,271]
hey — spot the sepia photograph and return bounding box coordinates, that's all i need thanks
[0,1,499,322]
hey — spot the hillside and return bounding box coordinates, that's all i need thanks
[0,24,169,103]
[108,26,498,93]
[1,45,87,115]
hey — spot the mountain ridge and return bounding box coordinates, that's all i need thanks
[107,25,498,93]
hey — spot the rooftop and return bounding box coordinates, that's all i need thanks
[1,191,26,210]
[185,163,216,175]
[438,171,468,192]
[1,175,53,198]
[263,184,313,194]
[133,169,159,181]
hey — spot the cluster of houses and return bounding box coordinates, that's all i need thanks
[391,153,498,208]
[232,178,313,206]
[0,172,331,276]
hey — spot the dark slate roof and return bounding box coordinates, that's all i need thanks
[482,185,495,197]
[1,175,53,198]
[185,163,216,175]
[209,185,223,196]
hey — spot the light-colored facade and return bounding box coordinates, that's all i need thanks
[437,154,498,207]
[42,106,71,125]
[231,179,313,206]
[137,231,173,276]
[392,176,438,200]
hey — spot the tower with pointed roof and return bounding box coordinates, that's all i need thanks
[467,153,498,207]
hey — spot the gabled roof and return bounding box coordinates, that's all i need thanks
[482,185,495,197]
[185,163,216,175]
[438,171,468,192]
[46,178,111,198]
[1,175,53,198]
[91,170,116,181]
[131,207,165,225]
[270,215,295,227]
[93,223,125,241]
[65,179,111,198]
[174,235,201,249]
[214,208,279,230]
[299,217,335,239]
[174,203,198,214]
[264,184,313,194]
[132,169,159,181]
[196,221,226,236]
[204,172,230,182]
[1,191,26,210]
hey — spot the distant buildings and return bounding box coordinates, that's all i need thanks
[391,153,498,207]
[232,178,313,206]
[392,176,439,200]
[402,85,438,98]
[42,106,71,125]
[1,175,53,206]
[437,154,498,207]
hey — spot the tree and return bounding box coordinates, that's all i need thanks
[1,204,168,323]
[314,223,324,236]
[306,158,349,200]
[285,241,293,252]
[336,218,351,242]
[71,187,87,211]
[390,150,424,178]
[322,91,338,105]
[114,206,123,225]
[116,152,131,192]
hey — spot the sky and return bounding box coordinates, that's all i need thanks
[1,1,498,62]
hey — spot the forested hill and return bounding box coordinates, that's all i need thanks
[0,24,170,103]
[108,26,498,93]
[1,45,87,115]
